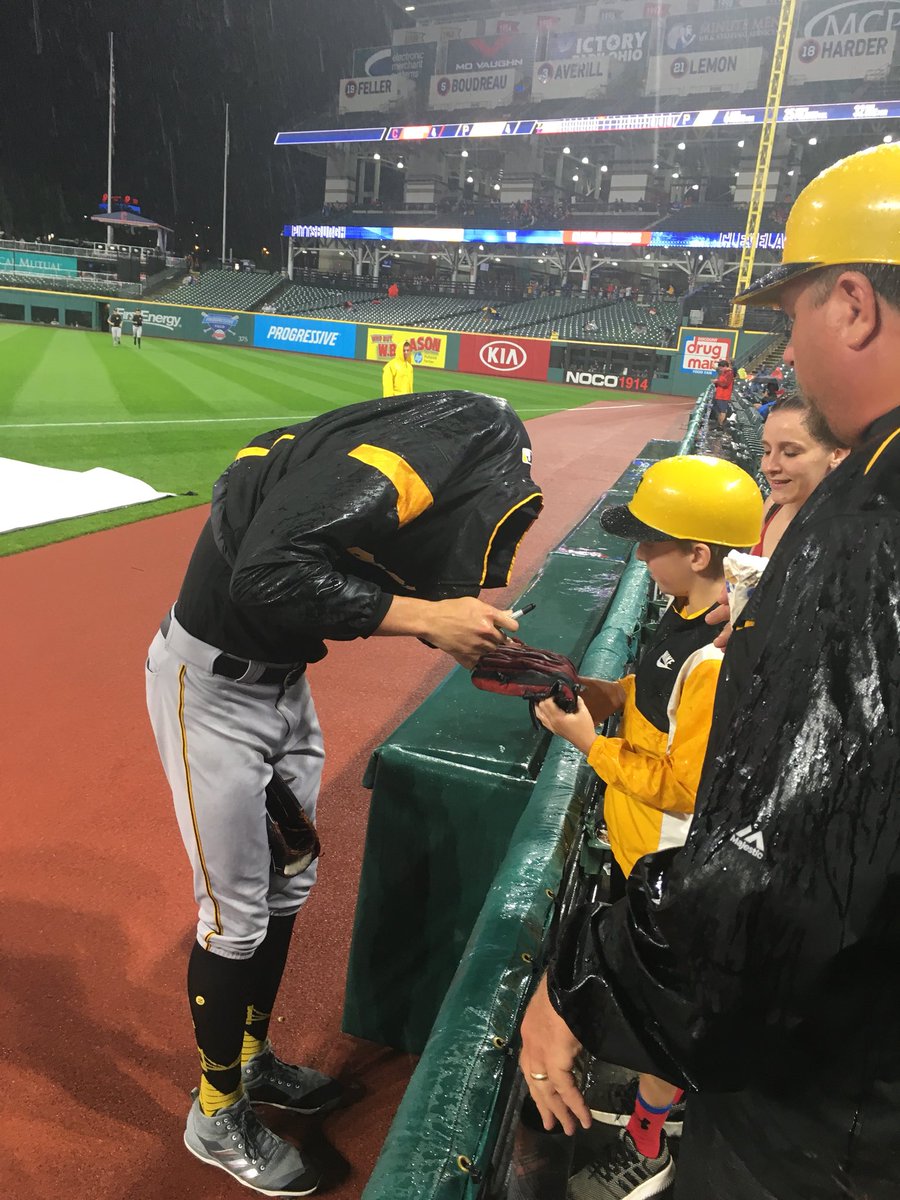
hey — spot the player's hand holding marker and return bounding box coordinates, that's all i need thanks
[377,594,518,668]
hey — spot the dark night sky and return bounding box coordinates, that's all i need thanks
[1,0,391,257]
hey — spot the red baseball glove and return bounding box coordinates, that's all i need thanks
[471,639,583,726]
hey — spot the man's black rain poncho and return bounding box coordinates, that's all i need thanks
[549,408,900,1198]
[175,391,543,663]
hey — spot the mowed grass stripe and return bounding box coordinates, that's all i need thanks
[0,324,645,556]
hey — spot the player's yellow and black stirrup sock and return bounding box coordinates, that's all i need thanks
[242,912,297,1062]
[188,941,255,1115]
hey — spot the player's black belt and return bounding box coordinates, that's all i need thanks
[159,613,305,686]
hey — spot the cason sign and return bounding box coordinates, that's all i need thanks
[367,327,448,368]
[429,69,515,110]
[680,329,734,375]
[458,333,551,381]
[253,315,355,357]
[564,369,652,390]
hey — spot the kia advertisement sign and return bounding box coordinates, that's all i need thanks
[458,334,551,381]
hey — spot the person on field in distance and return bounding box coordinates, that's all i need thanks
[519,142,900,1200]
[754,395,849,558]
[382,339,414,397]
[146,391,543,1198]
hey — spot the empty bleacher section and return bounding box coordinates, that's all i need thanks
[161,268,281,310]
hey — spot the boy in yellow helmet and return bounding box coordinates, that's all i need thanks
[534,455,762,1199]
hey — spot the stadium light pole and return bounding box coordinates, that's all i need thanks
[221,102,230,267]
[106,32,115,247]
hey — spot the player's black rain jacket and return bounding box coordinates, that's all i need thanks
[549,407,900,1199]
[175,391,543,663]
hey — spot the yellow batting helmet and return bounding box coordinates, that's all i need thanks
[734,142,900,306]
[600,455,763,548]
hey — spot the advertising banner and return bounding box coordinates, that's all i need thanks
[352,46,393,77]
[115,303,252,344]
[458,334,551,381]
[429,69,516,110]
[339,75,413,114]
[646,46,763,95]
[253,315,356,357]
[680,328,735,375]
[801,0,900,36]
[790,30,895,82]
[367,327,448,369]
[547,23,651,63]
[0,249,78,278]
[446,32,531,72]
[392,41,437,81]
[662,7,779,54]
[564,369,653,390]
[532,56,610,99]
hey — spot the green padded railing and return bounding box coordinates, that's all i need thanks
[360,557,652,1200]
[359,393,719,1199]
[342,439,680,1053]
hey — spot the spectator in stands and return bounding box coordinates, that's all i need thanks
[754,378,784,418]
[343,299,353,310]
[532,457,762,1200]
[712,359,735,427]
[753,395,849,557]
[382,340,414,397]
[387,282,400,300]
[584,319,599,334]
[517,140,900,1200]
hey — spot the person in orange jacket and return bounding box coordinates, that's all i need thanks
[382,340,414,396]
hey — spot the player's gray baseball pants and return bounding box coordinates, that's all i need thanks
[146,612,324,960]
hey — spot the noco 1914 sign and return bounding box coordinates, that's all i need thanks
[564,369,651,389]
[458,334,551,380]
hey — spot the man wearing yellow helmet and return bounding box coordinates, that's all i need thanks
[519,142,900,1199]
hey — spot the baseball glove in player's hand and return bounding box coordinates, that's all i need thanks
[265,770,320,877]
[471,640,583,727]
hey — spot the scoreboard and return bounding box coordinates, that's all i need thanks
[275,99,900,146]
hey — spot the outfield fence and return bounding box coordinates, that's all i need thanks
[0,283,776,398]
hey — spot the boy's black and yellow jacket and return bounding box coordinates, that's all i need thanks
[590,603,723,878]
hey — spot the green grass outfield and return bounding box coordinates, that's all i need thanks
[0,322,649,556]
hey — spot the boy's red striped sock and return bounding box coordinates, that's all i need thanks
[626,1089,673,1159]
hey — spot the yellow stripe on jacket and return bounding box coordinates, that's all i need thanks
[588,644,723,877]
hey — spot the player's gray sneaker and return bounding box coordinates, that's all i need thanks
[567,1130,674,1200]
[587,1074,684,1137]
[242,1044,344,1114]
[184,1092,319,1196]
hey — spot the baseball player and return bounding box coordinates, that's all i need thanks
[132,308,144,347]
[382,339,414,397]
[107,306,123,346]
[146,390,543,1196]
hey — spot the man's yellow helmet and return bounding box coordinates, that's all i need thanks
[600,455,763,548]
[734,142,900,307]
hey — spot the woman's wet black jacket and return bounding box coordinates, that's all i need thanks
[549,408,900,1198]
[174,391,542,663]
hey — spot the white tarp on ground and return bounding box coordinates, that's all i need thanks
[0,457,174,534]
